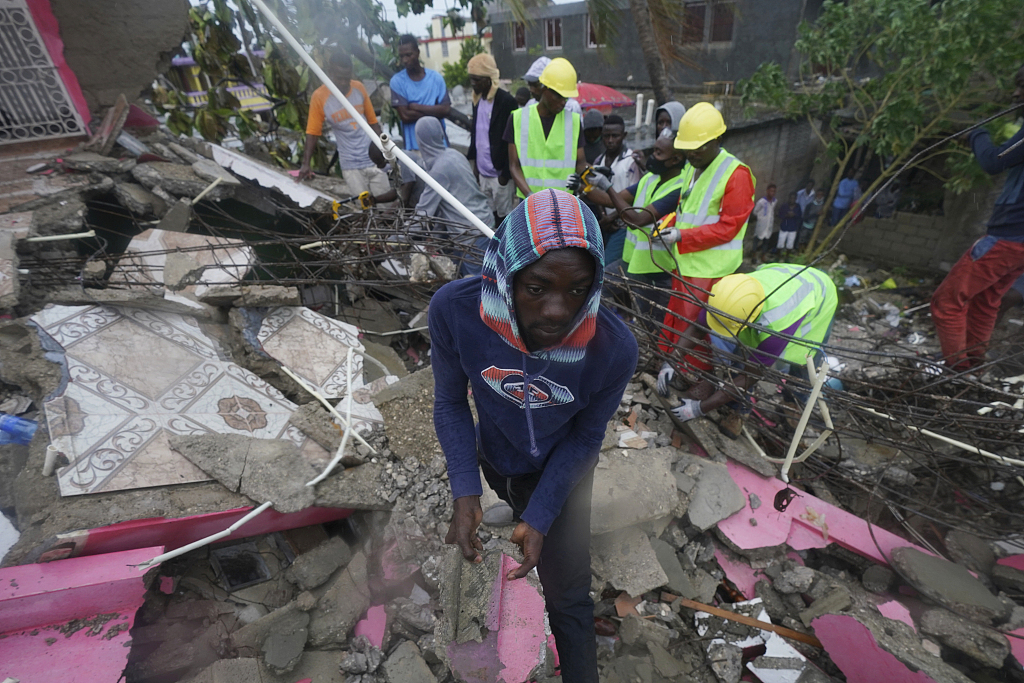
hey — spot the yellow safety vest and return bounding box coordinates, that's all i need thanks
[622,171,689,274]
[512,104,581,198]
[673,149,753,278]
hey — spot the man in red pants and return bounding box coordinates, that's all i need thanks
[931,66,1024,372]
[654,103,755,388]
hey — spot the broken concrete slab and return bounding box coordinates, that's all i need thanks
[163,251,206,290]
[889,547,1010,624]
[231,601,308,654]
[314,463,393,510]
[169,142,203,164]
[157,197,191,232]
[685,415,777,477]
[774,566,816,595]
[591,448,676,535]
[650,537,716,602]
[382,640,437,683]
[285,536,353,591]
[992,563,1024,594]
[646,641,687,679]
[114,182,167,217]
[287,401,348,456]
[619,613,672,649]
[944,530,996,576]
[132,161,232,199]
[209,143,336,210]
[308,552,371,648]
[591,526,669,597]
[707,641,743,683]
[360,338,409,380]
[62,151,135,174]
[181,658,263,683]
[862,564,895,594]
[798,587,851,627]
[169,434,318,513]
[192,158,241,186]
[676,452,746,531]
[198,284,300,307]
[261,610,308,674]
[259,650,347,683]
[919,608,1009,669]
[0,231,21,310]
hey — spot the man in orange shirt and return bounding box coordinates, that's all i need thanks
[299,50,390,202]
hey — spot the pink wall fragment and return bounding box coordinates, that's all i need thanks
[812,614,939,683]
[714,548,761,599]
[876,600,916,631]
[1008,627,1024,666]
[24,0,91,126]
[354,605,387,649]
[997,554,1024,571]
[719,462,925,565]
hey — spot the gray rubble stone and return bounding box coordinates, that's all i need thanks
[861,564,895,594]
[156,197,192,232]
[285,536,353,591]
[382,640,437,683]
[258,650,347,683]
[889,547,1010,624]
[919,608,1010,669]
[945,529,996,575]
[591,526,668,597]
[314,462,393,510]
[677,453,746,531]
[799,586,852,627]
[619,614,672,649]
[286,401,356,458]
[992,564,1024,594]
[163,251,205,290]
[605,655,654,683]
[168,142,203,164]
[181,658,262,683]
[114,182,167,217]
[308,552,371,648]
[774,566,816,595]
[132,161,231,199]
[707,641,743,683]
[231,603,307,654]
[193,158,241,185]
[591,448,676,535]
[261,612,308,674]
[169,434,318,513]
[63,151,135,174]
[646,641,687,678]
[685,416,777,476]
[360,338,409,379]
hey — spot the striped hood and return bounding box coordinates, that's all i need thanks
[479,189,605,363]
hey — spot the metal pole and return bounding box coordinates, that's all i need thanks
[246,0,494,239]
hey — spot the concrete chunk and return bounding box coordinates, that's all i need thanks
[308,552,370,648]
[261,612,308,674]
[285,536,353,591]
[181,658,262,683]
[382,640,437,683]
[889,547,1010,624]
[231,602,307,654]
[193,158,241,186]
[619,613,671,649]
[945,529,996,575]
[591,448,676,535]
[133,161,231,199]
[799,587,851,627]
[63,151,135,174]
[314,463,393,511]
[114,182,167,217]
[591,526,668,597]
[920,608,1010,669]
[678,452,746,531]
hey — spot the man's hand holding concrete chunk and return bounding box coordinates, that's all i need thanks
[430,189,638,682]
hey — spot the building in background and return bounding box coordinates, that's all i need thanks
[418,14,492,74]
[489,0,821,90]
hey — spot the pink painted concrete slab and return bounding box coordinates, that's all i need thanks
[0,546,157,683]
[719,462,924,565]
[1008,627,1024,666]
[59,506,351,558]
[812,614,938,683]
[997,554,1024,571]
[354,604,387,649]
[714,548,761,599]
[877,600,916,631]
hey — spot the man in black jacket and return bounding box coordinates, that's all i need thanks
[466,53,519,223]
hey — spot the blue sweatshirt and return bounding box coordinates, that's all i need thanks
[429,190,638,535]
[971,125,1024,239]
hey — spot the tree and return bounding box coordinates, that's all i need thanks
[441,37,486,90]
[739,0,1024,259]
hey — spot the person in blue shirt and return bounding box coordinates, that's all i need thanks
[389,34,451,151]
[832,167,860,225]
[431,190,637,683]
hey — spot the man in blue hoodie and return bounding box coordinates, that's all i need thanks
[429,190,638,682]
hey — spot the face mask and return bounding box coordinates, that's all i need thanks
[646,155,681,176]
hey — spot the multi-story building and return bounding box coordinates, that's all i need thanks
[418,14,493,74]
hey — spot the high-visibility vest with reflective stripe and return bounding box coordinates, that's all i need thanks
[673,149,753,278]
[622,171,689,274]
[512,104,581,198]
[737,264,838,365]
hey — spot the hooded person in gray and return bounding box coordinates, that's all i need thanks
[413,117,495,274]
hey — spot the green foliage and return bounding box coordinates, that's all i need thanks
[441,37,486,90]
[737,0,1024,257]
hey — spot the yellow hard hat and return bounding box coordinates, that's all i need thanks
[706,274,766,337]
[674,102,727,150]
[539,58,579,98]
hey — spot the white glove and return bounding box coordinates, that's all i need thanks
[566,173,582,193]
[657,362,675,396]
[672,398,704,422]
[658,228,681,244]
[588,166,613,192]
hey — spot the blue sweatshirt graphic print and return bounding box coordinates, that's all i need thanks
[429,190,638,535]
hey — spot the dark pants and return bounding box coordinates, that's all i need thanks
[479,458,598,683]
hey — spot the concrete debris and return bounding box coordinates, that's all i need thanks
[861,564,895,594]
[308,552,371,648]
[944,529,996,576]
[285,535,353,591]
[919,608,1010,668]
[773,566,816,595]
[674,451,746,531]
[382,640,438,683]
[889,546,1011,624]
[591,447,677,535]
[131,161,232,199]
[992,563,1024,594]
[798,586,852,627]
[193,158,243,186]
[199,284,300,307]
[592,526,669,597]
[619,613,672,649]
[113,182,167,217]
[63,150,136,174]
[260,609,309,674]
[707,641,743,683]
[314,462,393,510]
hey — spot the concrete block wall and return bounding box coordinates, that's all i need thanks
[725,119,820,200]
[835,214,945,270]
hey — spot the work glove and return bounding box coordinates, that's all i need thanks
[657,228,682,244]
[657,361,675,396]
[672,398,704,422]
[566,173,583,193]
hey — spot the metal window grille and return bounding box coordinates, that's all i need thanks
[0,0,86,144]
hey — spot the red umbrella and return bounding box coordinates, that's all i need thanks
[575,82,634,112]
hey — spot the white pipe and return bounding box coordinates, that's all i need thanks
[247,0,493,240]
[306,348,355,486]
[859,406,1024,467]
[279,364,377,454]
[135,501,273,570]
[26,230,95,242]
[42,445,59,476]
[362,325,429,336]
[634,93,644,128]
[780,356,829,483]
[193,176,223,203]
[644,99,655,127]
[804,361,835,430]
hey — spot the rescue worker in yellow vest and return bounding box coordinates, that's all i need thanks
[655,102,756,384]
[505,57,587,198]
[568,129,688,319]
[658,264,838,439]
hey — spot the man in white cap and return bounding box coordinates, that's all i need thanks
[506,57,587,198]
[524,56,582,115]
